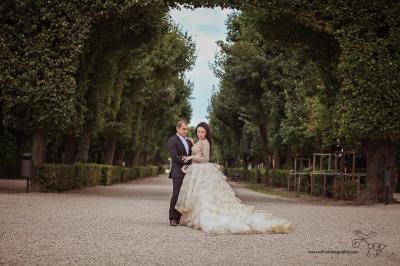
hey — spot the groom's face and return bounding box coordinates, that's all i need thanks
[177,123,189,137]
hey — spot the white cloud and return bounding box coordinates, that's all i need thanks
[170,7,230,27]
[170,7,231,126]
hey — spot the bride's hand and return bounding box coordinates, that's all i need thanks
[182,156,191,163]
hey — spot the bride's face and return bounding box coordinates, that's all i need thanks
[197,127,206,140]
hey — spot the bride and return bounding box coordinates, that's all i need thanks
[175,122,292,234]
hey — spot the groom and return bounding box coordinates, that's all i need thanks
[167,119,193,226]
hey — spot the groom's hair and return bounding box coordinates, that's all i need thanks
[176,119,188,128]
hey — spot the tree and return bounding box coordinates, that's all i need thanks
[210,1,400,202]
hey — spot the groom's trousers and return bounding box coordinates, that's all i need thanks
[169,177,183,222]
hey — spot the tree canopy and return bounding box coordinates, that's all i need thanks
[0,0,195,168]
[209,1,400,202]
[0,0,399,202]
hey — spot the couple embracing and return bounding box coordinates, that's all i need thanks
[167,119,292,234]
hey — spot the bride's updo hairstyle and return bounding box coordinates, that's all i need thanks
[195,122,212,153]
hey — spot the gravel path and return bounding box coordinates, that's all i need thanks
[1,175,399,266]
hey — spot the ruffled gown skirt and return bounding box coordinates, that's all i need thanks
[175,163,292,234]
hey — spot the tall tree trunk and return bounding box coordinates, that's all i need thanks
[273,146,281,169]
[32,129,47,168]
[235,152,241,167]
[125,151,133,167]
[103,134,117,165]
[63,136,77,164]
[131,150,142,167]
[359,139,397,204]
[258,124,270,168]
[243,156,248,169]
[285,145,293,169]
[31,129,47,191]
[140,152,148,165]
[76,129,90,163]
[113,146,125,166]
[258,123,270,184]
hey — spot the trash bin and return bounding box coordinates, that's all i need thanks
[20,153,33,193]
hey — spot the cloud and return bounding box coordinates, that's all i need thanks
[170,7,230,28]
[170,7,231,126]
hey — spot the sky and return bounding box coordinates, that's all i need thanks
[170,7,232,127]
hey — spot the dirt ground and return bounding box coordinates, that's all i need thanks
[1,175,399,265]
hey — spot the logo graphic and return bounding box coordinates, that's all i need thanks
[352,230,386,257]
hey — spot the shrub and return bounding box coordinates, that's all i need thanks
[129,167,139,180]
[121,168,131,182]
[224,167,289,187]
[111,166,123,183]
[136,166,158,178]
[270,169,289,187]
[101,166,113,186]
[36,163,160,192]
[37,164,76,192]
[101,166,123,185]
[75,163,102,188]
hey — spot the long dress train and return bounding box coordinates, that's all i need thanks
[175,139,292,234]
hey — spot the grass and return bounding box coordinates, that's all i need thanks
[242,181,400,205]
[249,184,310,199]
[247,183,355,203]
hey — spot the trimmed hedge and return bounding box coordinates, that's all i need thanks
[225,167,358,198]
[224,168,289,187]
[270,169,289,187]
[37,164,76,192]
[75,163,103,188]
[36,163,162,192]
[136,166,159,178]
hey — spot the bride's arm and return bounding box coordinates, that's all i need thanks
[186,140,210,163]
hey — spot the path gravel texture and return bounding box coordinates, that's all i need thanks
[0,175,399,266]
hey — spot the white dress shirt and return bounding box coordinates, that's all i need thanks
[176,133,189,155]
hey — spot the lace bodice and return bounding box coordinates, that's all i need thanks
[188,139,210,163]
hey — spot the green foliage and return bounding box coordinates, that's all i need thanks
[0,1,195,166]
[120,167,135,182]
[36,163,160,192]
[101,165,123,185]
[75,163,103,188]
[225,167,289,186]
[269,169,289,187]
[1,0,92,133]
[210,1,400,174]
[249,0,400,142]
[37,164,76,192]
[136,166,159,178]
[2,0,399,188]
[125,25,196,161]
[210,11,331,166]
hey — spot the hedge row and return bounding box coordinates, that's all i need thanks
[224,167,377,199]
[224,168,289,187]
[36,163,162,192]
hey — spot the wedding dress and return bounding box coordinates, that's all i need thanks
[175,139,293,234]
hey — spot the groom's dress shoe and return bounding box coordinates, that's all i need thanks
[170,219,178,226]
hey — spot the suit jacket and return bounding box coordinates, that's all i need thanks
[167,134,193,179]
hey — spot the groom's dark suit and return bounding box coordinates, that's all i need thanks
[167,134,193,222]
